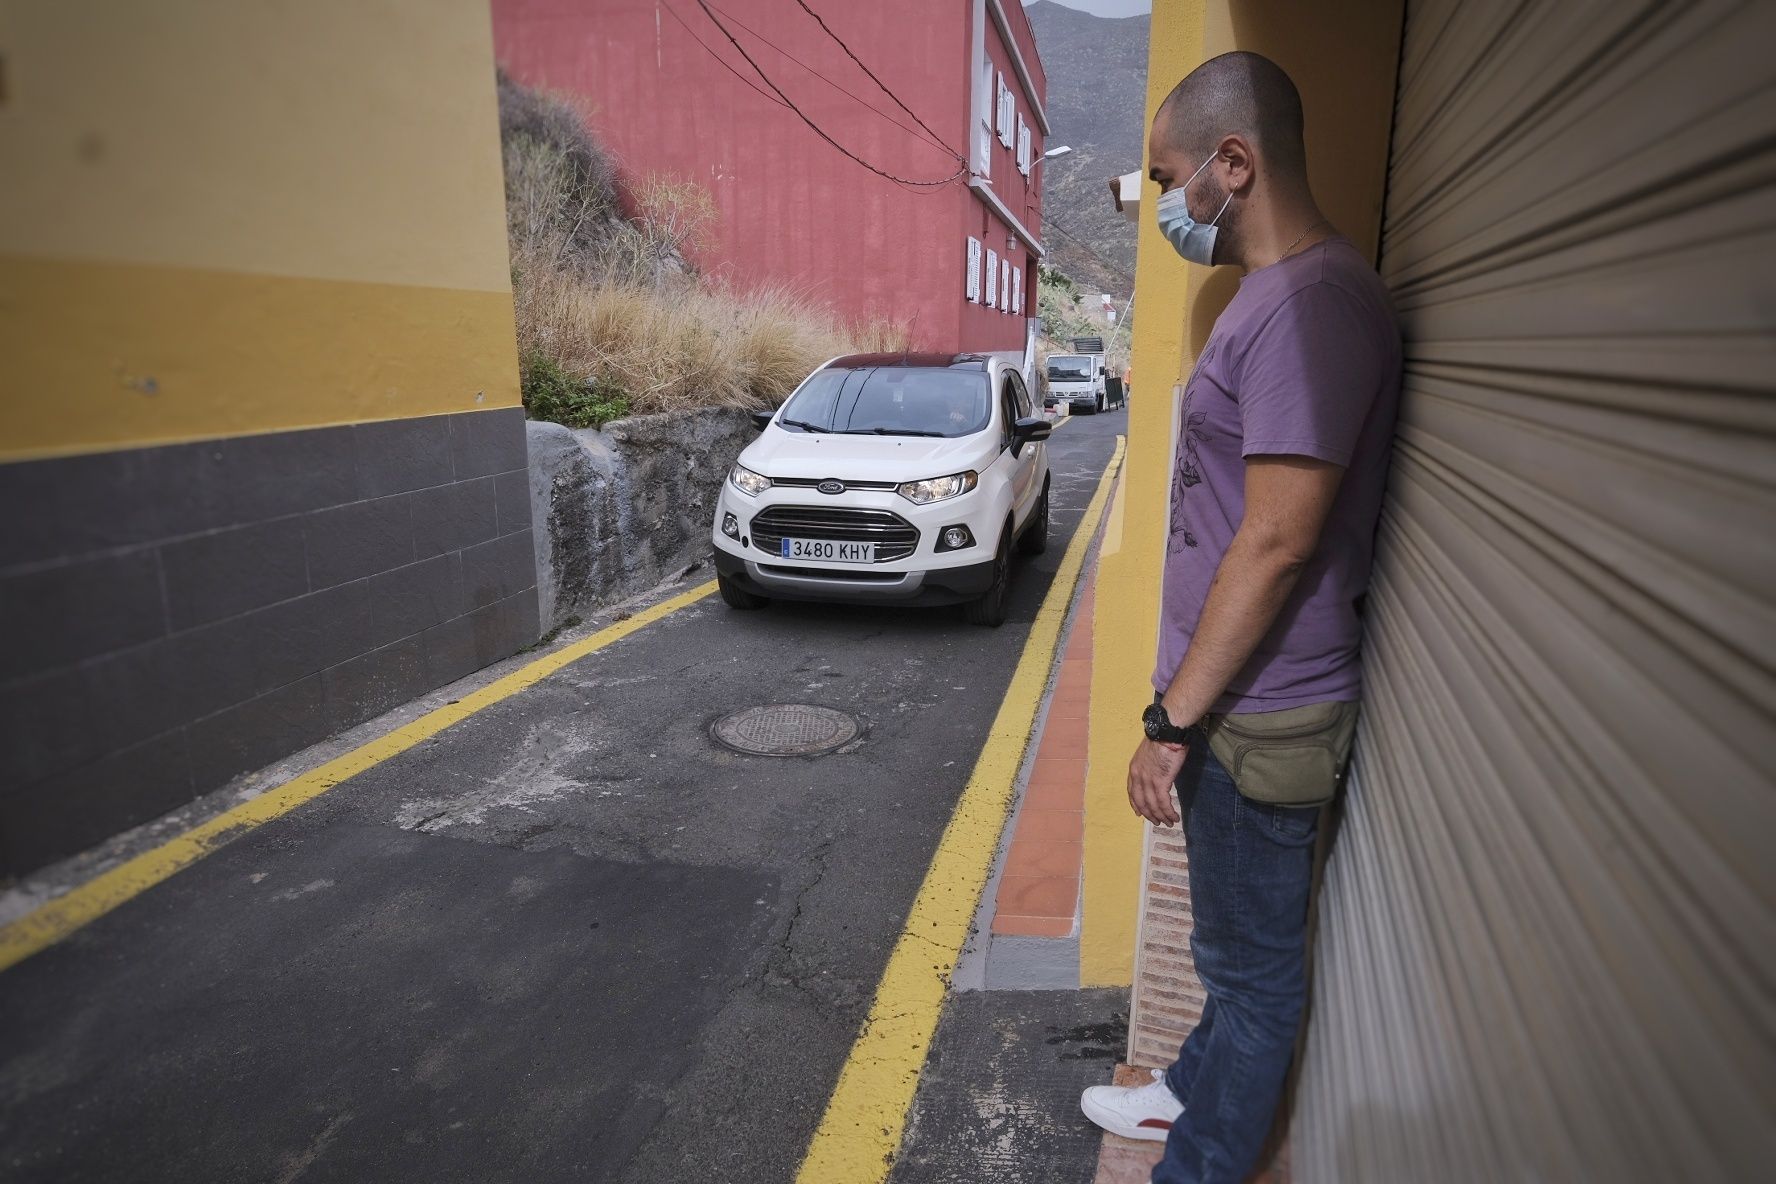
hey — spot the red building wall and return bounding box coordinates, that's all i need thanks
[491,0,1045,355]
[962,1,1046,352]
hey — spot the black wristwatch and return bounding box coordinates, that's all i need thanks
[1142,702,1193,746]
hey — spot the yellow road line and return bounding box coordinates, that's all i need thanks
[0,580,718,973]
[795,436,1127,1183]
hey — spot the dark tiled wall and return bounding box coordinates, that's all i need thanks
[0,408,539,878]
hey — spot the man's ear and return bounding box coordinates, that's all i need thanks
[1216,133,1257,196]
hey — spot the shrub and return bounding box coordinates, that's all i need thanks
[1036,265,1128,373]
[520,349,632,429]
[498,72,622,279]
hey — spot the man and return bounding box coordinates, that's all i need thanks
[1078,52,1402,1183]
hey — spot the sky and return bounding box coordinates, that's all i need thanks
[1027,0,1153,17]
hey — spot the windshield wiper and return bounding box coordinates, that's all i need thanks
[779,417,830,433]
[844,427,946,437]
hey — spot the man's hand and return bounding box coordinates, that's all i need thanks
[1127,738,1187,828]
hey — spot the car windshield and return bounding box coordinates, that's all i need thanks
[777,367,991,438]
[1047,356,1093,381]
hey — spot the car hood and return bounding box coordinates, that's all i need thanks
[740,427,999,482]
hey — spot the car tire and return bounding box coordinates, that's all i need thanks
[1018,478,1050,556]
[963,525,1013,627]
[718,571,768,610]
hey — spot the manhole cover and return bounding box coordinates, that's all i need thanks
[711,704,860,756]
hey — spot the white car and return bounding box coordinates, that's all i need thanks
[712,352,1052,626]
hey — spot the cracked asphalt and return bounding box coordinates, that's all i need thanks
[0,411,1122,1184]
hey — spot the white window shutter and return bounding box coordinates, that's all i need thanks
[966,237,981,301]
[1013,267,1022,314]
[997,73,1014,149]
[1000,260,1010,311]
[985,248,998,306]
[1016,117,1030,174]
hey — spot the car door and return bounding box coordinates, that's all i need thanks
[1001,373,1039,521]
[1013,371,1045,502]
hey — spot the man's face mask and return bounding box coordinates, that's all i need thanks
[1155,151,1233,266]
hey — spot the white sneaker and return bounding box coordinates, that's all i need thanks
[1079,1068,1183,1141]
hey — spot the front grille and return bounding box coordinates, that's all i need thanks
[750,505,919,562]
[771,477,899,491]
[759,565,907,583]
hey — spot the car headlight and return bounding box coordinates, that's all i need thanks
[896,471,978,504]
[730,464,771,497]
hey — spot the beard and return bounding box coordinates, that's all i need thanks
[1196,173,1242,266]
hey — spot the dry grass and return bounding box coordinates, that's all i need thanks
[513,263,909,414]
[501,76,910,423]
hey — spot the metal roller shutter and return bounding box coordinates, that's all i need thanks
[1294,1,1776,1179]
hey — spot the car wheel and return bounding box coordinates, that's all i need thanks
[718,571,768,610]
[963,525,1013,627]
[1018,478,1049,556]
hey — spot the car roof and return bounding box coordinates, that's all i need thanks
[826,352,992,371]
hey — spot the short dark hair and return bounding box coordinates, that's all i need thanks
[1157,52,1307,181]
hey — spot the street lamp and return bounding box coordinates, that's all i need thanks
[1037,145,1072,165]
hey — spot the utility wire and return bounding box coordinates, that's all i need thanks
[703,0,959,159]
[790,0,957,157]
[1046,217,1127,279]
[1044,216,1136,289]
[659,0,788,110]
[693,0,969,190]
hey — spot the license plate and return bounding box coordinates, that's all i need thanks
[780,537,876,563]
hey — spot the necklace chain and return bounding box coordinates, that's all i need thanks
[1277,218,1328,265]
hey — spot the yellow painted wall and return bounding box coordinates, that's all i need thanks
[0,0,518,460]
[1080,0,1404,986]
[1080,0,1208,988]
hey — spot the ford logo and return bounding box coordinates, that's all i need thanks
[817,479,846,495]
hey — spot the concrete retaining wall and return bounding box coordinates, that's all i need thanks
[526,407,756,631]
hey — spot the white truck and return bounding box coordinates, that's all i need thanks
[1043,337,1109,415]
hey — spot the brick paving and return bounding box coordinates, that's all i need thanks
[989,577,1095,940]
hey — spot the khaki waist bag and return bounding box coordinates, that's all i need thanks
[1200,700,1359,807]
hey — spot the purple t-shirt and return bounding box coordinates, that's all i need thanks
[1153,236,1402,713]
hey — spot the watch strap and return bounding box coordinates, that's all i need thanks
[1144,702,1193,745]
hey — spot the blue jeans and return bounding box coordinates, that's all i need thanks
[1153,736,1320,1184]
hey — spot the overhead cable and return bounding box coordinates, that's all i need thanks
[659,0,789,109]
[791,0,958,157]
[703,0,957,156]
[1044,216,1137,289]
[693,0,968,190]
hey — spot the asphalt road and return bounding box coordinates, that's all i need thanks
[0,410,1123,1184]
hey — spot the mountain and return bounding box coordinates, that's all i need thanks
[1026,0,1149,299]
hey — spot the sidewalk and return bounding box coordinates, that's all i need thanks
[892,543,1293,1184]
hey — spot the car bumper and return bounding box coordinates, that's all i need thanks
[711,481,1007,606]
[712,550,996,606]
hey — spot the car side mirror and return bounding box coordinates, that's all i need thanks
[750,409,774,431]
[1010,415,1051,457]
